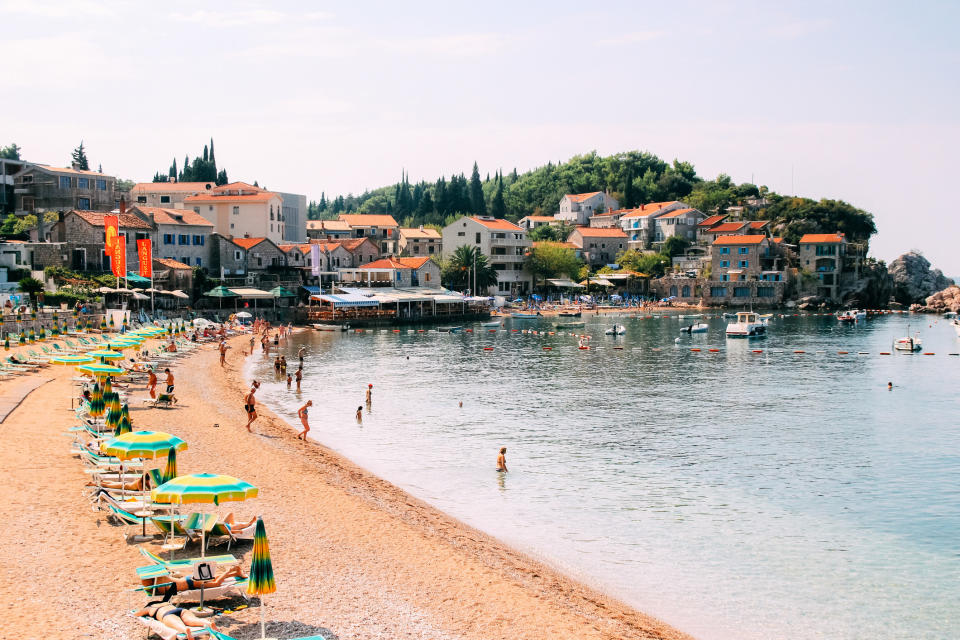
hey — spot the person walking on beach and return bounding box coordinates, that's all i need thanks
[356,405,363,423]
[297,400,313,440]
[248,335,255,356]
[219,340,228,367]
[164,368,175,394]
[365,383,372,406]
[295,366,303,391]
[497,447,508,472]
[244,381,260,432]
[147,368,158,399]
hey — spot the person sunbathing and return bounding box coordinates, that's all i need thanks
[88,474,151,491]
[222,513,257,531]
[133,602,220,640]
[140,564,247,600]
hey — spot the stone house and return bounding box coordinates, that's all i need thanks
[130,181,217,207]
[711,235,774,282]
[231,236,287,271]
[618,201,687,250]
[556,191,619,226]
[336,238,380,266]
[306,241,355,271]
[798,233,850,301]
[566,227,627,268]
[129,206,214,269]
[305,219,352,241]
[12,164,117,214]
[398,226,442,257]
[209,233,249,276]
[651,208,707,247]
[152,258,193,292]
[52,209,154,273]
[338,214,400,254]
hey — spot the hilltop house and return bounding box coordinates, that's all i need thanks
[399,226,442,256]
[618,201,687,250]
[518,215,560,231]
[567,227,627,268]
[338,214,400,254]
[651,208,707,247]
[441,216,531,296]
[555,192,619,226]
[11,163,117,215]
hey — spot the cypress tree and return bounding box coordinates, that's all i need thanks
[203,145,208,163]
[491,171,506,218]
[469,162,486,215]
[209,138,215,166]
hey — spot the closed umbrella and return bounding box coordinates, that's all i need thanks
[106,405,122,433]
[99,316,107,331]
[116,404,132,435]
[246,517,276,640]
[89,382,104,419]
[162,447,178,484]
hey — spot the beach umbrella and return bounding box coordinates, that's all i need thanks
[103,430,187,462]
[162,447,178,484]
[28,328,35,343]
[50,354,95,365]
[3,334,8,351]
[87,349,124,361]
[109,315,115,329]
[122,314,129,332]
[77,363,125,378]
[99,316,107,331]
[116,404,132,435]
[30,307,36,321]
[103,376,113,395]
[106,405,122,433]
[89,382,104,419]
[246,517,276,640]
[18,330,25,344]
[105,390,122,414]
[51,319,59,336]
[38,326,45,341]
[152,473,258,558]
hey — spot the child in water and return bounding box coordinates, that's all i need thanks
[356,406,363,423]
[286,374,292,389]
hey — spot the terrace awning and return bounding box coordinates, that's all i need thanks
[311,294,379,308]
[547,278,586,289]
[126,272,152,284]
[228,287,274,299]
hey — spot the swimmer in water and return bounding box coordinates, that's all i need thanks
[496,447,508,472]
[888,381,893,390]
[356,406,363,423]
[365,384,372,406]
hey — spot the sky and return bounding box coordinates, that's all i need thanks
[3,0,959,274]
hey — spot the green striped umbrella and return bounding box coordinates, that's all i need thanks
[247,517,276,639]
[106,405,122,433]
[122,315,129,331]
[115,404,132,435]
[162,447,178,484]
[109,315,115,329]
[105,390,121,414]
[28,328,35,343]
[77,363,125,378]
[30,307,36,321]
[87,349,124,361]
[102,377,113,395]
[103,430,187,461]
[15,309,21,323]
[89,382,104,418]
[50,354,95,365]
[99,316,107,331]
[51,319,59,336]
[18,330,24,344]
[3,334,9,351]
[38,326,45,341]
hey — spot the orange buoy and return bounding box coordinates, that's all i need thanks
[794,350,805,354]
[923,352,935,355]
[752,349,763,353]
[465,329,473,333]
[690,348,701,352]
[838,351,849,354]
[483,347,494,351]
[709,348,720,352]
[488,329,496,333]
[542,347,552,351]
[392,329,400,333]
[578,346,590,350]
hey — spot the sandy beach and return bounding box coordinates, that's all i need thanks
[0,332,692,640]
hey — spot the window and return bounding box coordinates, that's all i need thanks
[136,196,147,203]
[721,274,729,281]
[158,195,170,204]
[720,260,729,268]
[257,257,262,267]
[757,287,775,297]
[457,231,465,236]
[180,257,190,266]
[59,176,71,189]
[720,247,730,254]
[816,245,837,256]
[738,274,746,281]
[710,286,727,297]
[97,179,106,190]
[682,285,690,297]
[195,257,201,267]
[425,273,431,282]
[77,197,91,209]
[738,247,749,254]
[230,223,235,229]
[739,260,749,268]
[733,287,751,297]
[475,232,481,244]
[178,235,189,245]
[192,235,204,245]
[163,234,174,245]
[135,232,149,241]
[232,206,239,215]
[234,250,242,260]
[78,177,89,189]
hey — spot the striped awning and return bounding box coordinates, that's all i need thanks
[312,294,379,308]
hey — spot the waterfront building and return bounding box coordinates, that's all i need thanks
[184,182,285,244]
[651,208,707,248]
[349,256,442,288]
[398,226,442,256]
[306,219,352,241]
[566,227,628,268]
[308,239,373,269]
[798,232,851,301]
[130,181,216,207]
[52,209,154,273]
[441,216,532,296]
[555,191,619,226]
[129,206,213,269]
[338,213,400,255]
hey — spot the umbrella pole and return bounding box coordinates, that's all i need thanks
[261,597,266,639]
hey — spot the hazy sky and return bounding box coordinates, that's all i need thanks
[4,1,958,273]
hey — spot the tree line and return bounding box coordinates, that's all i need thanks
[151,138,228,185]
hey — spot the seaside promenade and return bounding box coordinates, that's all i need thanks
[0,330,690,640]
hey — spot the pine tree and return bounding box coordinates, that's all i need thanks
[469,162,486,215]
[98,163,102,173]
[491,172,506,218]
[216,169,228,186]
[170,158,178,181]
[203,145,209,163]
[71,141,90,170]
[209,138,215,166]
[319,192,327,211]
[622,165,636,209]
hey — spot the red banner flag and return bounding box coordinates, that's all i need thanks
[104,215,119,251]
[137,239,152,279]
[111,235,126,278]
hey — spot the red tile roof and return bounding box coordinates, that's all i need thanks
[698,214,727,227]
[771,237,784,244]
[565,191,602,203]
[748,220,769,229]
[799,233,846,244]
[572,227,627,238]
[713,235,767,245]
[619,202,679,218]
[704,221,749,234]
[133,206,213,227]
[231,237,269,250]
[69,210,153,230]
[214,182,260,193]
[336,238,377,252]
[37,165,106,176]
[470,217,522,231]
[399,227,441,239]
[307,240,345,252]
[184,192,279,204]
[278,244,311,254]
[360,257,432,270]
[154,258,192,270]
[657,208,698,219]
[306,220,351,231]
[338,214,399,227]
[132,182,215,194]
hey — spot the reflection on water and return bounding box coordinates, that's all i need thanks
[251,313,960,640]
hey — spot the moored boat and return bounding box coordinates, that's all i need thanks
[726,312,766,338]
[604,324,626,335]
[511,312,541,319]
[894,334,923,351]
[558,310,582,317]
[313,323,346,332]
[837,309,867,323]
[480,320,502,327]
[556,321,585,328]
[680,322,709,334]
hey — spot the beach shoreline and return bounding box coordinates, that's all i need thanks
[0,331,693,640]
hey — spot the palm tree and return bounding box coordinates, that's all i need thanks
[442,246,498,293]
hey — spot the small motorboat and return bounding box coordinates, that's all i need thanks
[837,309,866,323]
[680,323,709,334]
[511,312,541,319]
[726,312,766,338]
[438,326,463,333]
[722,312,738,320]
[604,324,626,335]
[677,314,702,319]
[894,334,923,351]
[556,321,585,328]
[558,310,582,317]
[480,320,502,328]
[313,324,344,332]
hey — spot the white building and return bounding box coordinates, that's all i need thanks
[618,201,687,250]
[184,182,285,245]
[441,216,532,296]
[555,191,619,226]
[651,207,707,247]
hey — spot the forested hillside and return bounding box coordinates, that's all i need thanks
[312,150,877,247]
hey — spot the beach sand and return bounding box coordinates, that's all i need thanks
[0,333,693,640]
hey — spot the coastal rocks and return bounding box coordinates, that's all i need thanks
[923,285,960,313]
[841,259,894,309]
[888,251,955,304]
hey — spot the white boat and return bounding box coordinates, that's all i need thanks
[604,324,626,335]
[313,324,346,332]
[837,309,866,323]
[894,334,922,351]
[680,322,709,334]
[677,314,702,319]
[480,320,502,327]
[726,312,767,338]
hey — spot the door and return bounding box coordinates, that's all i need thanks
[71,248,86,271]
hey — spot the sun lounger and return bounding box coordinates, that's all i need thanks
[137,574,249,603]
[134,615,213,640]
[208,629,325,640]
[207,520,257,550]
[138,548,238,573]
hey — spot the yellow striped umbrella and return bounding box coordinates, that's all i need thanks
[87,349,124,361]
[102,430,187,461]
[49,354,95,365]
[247,517,276,639]
[76,363,125,378]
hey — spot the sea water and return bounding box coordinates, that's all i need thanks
[250,313,960,640]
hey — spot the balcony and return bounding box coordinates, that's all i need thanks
[489,236,527,247]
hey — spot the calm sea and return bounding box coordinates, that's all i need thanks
[250,312,960,640]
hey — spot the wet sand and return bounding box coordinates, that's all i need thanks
[0,333,693,640]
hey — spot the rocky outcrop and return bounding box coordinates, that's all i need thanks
[840,259,893,309]
[923,285,960,314]
[887,251,954,304]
